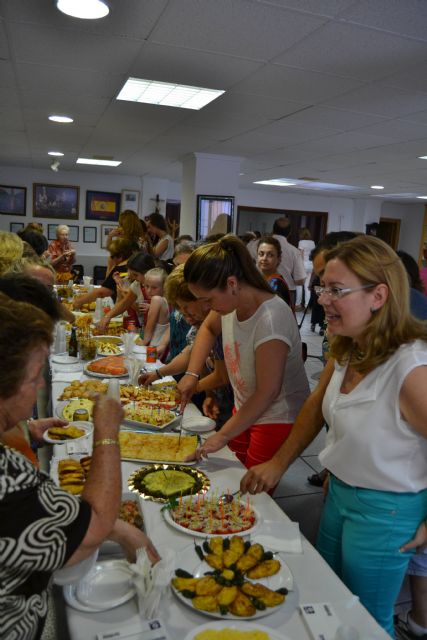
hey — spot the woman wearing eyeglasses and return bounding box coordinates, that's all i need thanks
[241,235,427,637]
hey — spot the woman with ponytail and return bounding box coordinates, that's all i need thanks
[178,235,309,473]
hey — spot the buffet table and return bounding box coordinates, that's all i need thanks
[50,356,390,640]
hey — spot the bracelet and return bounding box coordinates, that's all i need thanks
[184,371,200,380]
[155,368,163,379]
[93,438,119,448]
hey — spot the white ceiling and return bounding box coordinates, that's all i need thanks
[2,0,427,202]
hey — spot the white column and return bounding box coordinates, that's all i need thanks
[180,152,243,238]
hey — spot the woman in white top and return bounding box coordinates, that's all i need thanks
[178,235,309,475]
[297,227,315,307]
[146,212,174,261]
[139,268,170,348]
[241,235,427,637]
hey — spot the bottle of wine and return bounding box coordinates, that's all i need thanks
[68,326,78,358]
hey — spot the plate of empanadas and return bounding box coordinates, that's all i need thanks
[43,421,93,444]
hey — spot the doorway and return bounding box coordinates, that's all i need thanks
[237,206,328,247]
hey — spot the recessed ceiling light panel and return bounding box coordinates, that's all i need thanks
[49,114,74,123]
[76,158,121,166]
[56,0,109,19]
[117,78,224,110]
[416,196,427,199]
[254,179,296,187]
[48,151,64,156]
[370,185,384,190]
[418,155,427,160]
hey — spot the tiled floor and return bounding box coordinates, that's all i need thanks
[273,308,326,547]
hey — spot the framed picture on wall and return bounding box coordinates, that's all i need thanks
[10,222,24,233]
[33,184,79,219]
[0,186,27,216]
[86,190,120,221]
[121,189,140,214]
[196,195,235,240]
[47,224,79,242]
[100,224,118,249]
[83,226,97,243]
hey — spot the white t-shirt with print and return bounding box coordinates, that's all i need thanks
[221,296,309,424]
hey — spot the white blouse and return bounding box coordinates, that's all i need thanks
[320,340,427,492]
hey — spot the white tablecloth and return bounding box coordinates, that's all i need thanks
[50,361,389,640]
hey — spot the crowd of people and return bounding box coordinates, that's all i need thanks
[0,212,426,640]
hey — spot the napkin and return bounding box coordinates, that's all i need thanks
[125,356,142,385]
[130,547,176,619]
[256,520,303,554]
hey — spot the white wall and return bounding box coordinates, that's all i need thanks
[1,165,424,271]
[0,166,180,276]
[380,201,425,256]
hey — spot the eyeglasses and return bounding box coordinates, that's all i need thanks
[314,284,375,300]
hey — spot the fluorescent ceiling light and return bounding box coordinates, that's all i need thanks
[254,179,296,187]
[76,158,121,167]
[417,196,427,199]
[370,185,384,190]
[117,78,224,110]
[56,0,109,19]
[49,114,73,123]
[48,151,64,156]
[418,155,427,160]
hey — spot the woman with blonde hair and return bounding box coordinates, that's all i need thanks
[178,235,309,471]
[241,235,427,637]
[0,230,24,275]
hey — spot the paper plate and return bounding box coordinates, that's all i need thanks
[43,421,93,445]
[51,353,79,365]
[183,416,216,433]
[75,559,135,609]
[183,621,290,640]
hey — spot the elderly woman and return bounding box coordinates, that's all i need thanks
[0,295,159,639]
[47,224,76,279]
[241,235,427,637]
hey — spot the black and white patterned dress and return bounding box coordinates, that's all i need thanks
[0,444,91,640]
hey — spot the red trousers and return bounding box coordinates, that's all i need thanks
[228,422,293,469]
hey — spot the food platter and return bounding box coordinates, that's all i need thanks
[163,495,260,538]
[56,398,94,421]
[128,463,210,503]
[93,335,124,357]
[123,404,179,431]
[171,540,294,621]
[43,420,93,444]
[183,621,289,640]
[84,356,128,378]
[120,431,200,465]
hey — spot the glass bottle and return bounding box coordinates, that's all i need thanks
[68,325,78,358]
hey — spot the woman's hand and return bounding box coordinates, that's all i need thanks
[109,519,161,565]
[400,520,427,553]
[29,417,68,443]
[92,395,123,437]
[96,316,110,333]
[202,396,220,420]
[177,374,199,412]
[240,459,285,495]
[192,431,228,461]
[138,371,158,386]
[138,301,150,314]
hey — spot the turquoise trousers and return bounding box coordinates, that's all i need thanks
[317,475,427,638]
